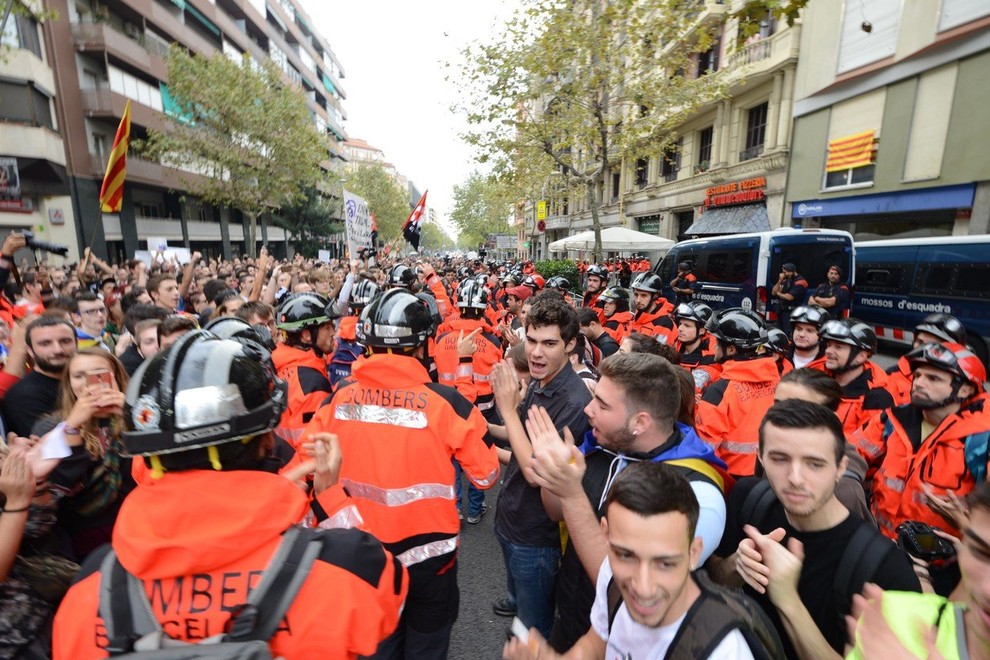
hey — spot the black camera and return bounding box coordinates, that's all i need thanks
[23,231,69,257]
[896,521,957,563]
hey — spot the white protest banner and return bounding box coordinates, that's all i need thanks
[318,249,331,263]
[146,237,169,251]
[342,190,373,256]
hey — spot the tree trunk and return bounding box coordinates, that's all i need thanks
[586,180,603,263]
[244,211,257,258]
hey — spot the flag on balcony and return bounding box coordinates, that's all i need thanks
[402,190,428,251]
[826,129,876,172]
[99,100,132,213]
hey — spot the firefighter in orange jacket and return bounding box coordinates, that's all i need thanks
[599,286,632,344]
[581,264,608,323]
[672,302,721,393]
[435,278,503,524]
[852,342,990,540]
[695,309,780,477]
[302,289,499,658]
[545,275,575,306]
[820,319,895,435]
[435,278,503,417]
[628,272,677,344]
[271,293,339,450]
[787,305,830,372]
[887,313,969,405]
[53,330,407,660]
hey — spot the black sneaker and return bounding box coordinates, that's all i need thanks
[466,504,489,525]
[492,596,517,617]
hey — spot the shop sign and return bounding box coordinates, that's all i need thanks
[704,176,766,208]
[638,215,662,234]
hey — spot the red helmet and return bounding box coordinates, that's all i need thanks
[907,342,986,392]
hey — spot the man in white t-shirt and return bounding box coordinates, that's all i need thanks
[504,462,780,660]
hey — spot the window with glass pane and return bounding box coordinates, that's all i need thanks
[697,127,713,170]
[635,158,648,187]
[660,141,680,182]
[745,103,768,152]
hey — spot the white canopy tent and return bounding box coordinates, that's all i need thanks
[548,226,675,253]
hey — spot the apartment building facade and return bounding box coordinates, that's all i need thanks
[0,0,347,263]
[529,1,800,260]
[784,0,990,240]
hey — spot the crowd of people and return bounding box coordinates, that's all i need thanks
[0,231,987,660]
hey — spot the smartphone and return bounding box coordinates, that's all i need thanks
[511,617,529,644]
[86,371,113,390]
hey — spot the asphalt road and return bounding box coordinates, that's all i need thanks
[447,345,910,659]
[449,480,510,660]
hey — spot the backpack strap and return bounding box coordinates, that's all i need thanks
[606,576,623,634]
[227,525,324,642]
[739,479,777,531]
[98,526,323,654]
[99,549,162,655]
[832,521,894,612]
[664,458,725,493]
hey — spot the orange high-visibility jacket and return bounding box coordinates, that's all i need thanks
[629,300,677,344]
[852,393,990,539]
[273,343,333,450]
[695,356,781,477]
[434,317,502,414]
[53,470,407,660]
[831,361,896,436]
[603,311,632,344]
[886,356,913,406]
[302,354,499,569]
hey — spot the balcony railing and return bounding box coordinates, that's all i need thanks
[739,144,765,162]
[731,39,772,67]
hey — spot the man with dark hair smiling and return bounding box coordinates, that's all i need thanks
[2,316,77,436]
[505,462,780,659]
[523,351,728,651]
[489,294,591,639]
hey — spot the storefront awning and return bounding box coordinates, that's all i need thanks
[686,204,770,235]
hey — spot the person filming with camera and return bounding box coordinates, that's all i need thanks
[853,341,990,595]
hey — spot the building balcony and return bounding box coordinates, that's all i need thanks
[89,152,208,191]
[0,124,67,166]
[0,49,55,94]
[72,21,167,80]
[79,89,167,133]
[545,216,570,231]
[725,25,800,84]
[102,214,288,242]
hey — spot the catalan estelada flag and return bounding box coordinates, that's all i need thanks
[402,190,428,251]
[99,99,132,213]
[826,129,876,172]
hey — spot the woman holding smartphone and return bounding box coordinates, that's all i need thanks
[31,348,133,562]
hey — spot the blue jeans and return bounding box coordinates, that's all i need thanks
[496,531,560,640]
[452,460,486,517]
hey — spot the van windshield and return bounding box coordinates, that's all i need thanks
[769,241,852,291]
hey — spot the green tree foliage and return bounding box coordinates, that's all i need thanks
[1,2,58,63]
[733,0,809,43]
[419,222,452,254]
[142,45,328,257]
[535,259,580,291]
[343,164,412,244]
[272,187,341,258]
[458,0,726,262]
[449,172,513,249]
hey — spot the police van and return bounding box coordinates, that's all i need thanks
[853,235,990,365]
[653,228,855,321]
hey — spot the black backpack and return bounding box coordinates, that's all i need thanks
[738,478,899,612]
[606,569,786,660]
[97,526,323,659]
